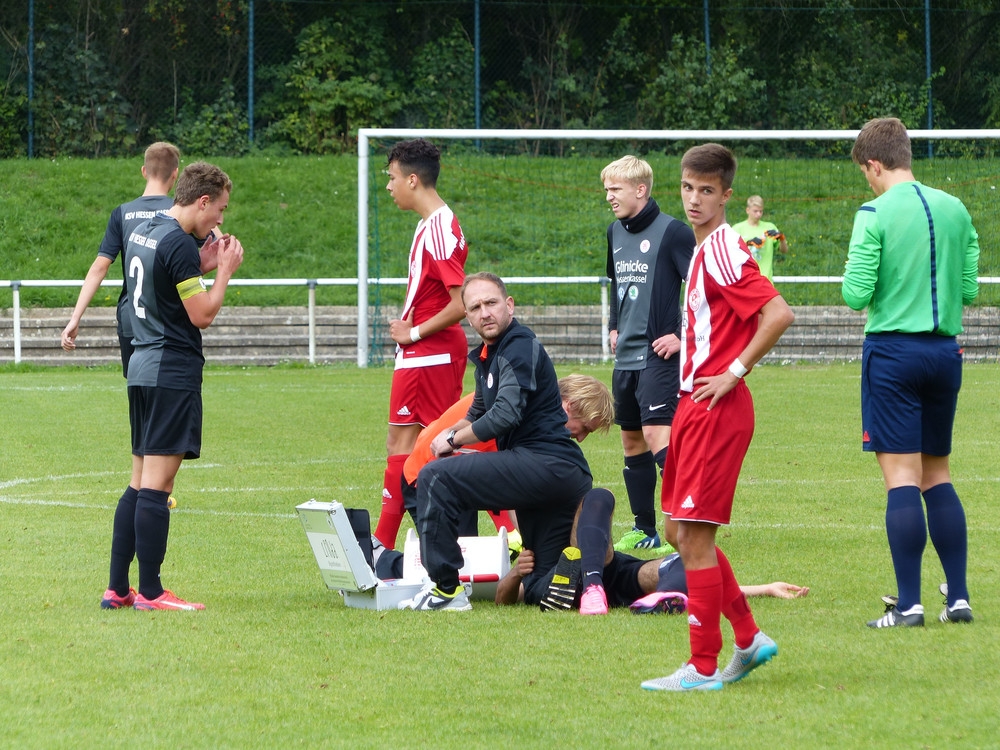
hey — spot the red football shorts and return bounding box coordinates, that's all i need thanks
[388,357,466,427]
[661,381,755,526]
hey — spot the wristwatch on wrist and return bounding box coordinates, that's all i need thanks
[446,429,458,450]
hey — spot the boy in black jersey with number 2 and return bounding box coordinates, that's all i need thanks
[100,162,244,612]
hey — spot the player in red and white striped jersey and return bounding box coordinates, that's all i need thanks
[376,139,469,550]
[643,144,795,693]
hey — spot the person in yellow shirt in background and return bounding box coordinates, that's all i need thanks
[732,195,788,282]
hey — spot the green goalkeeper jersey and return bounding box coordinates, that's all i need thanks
[732,219,781,281]
[843,180,980,336]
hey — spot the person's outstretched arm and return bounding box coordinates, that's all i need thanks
[61,256,113,350]
[741,582,809,599]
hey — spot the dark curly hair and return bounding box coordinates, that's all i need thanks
[386,139,442,188]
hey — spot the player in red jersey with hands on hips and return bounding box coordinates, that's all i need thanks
[642,144,794,692]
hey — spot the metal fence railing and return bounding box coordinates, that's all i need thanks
[0,277,612,366]
[5,277,997,366]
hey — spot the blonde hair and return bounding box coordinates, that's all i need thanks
[559,374,614,434]
[746,195,764,208]
[143,142,180,182]
[600,155,653,195]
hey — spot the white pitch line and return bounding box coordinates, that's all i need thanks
[0,458,372,491]
[5,494,1000,532]
[2,384,122,393]
[0,466,223,490]
[0,470,124,489]
[0,464,366,518]
[0,495,298,519]
[740,476,1000,485]
[0,497,116,511]
[149,486,362,494]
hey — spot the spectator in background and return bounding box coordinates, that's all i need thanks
[732,195,788,282]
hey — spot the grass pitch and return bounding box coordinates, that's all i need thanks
[2,362,998,747]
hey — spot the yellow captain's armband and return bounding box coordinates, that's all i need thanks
[177,276,208,300]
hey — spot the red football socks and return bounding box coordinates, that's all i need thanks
[374,454,408,549]
[716,547,759,649]
[685,565,723,676]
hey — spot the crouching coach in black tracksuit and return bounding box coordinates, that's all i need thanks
[399,272,593,612]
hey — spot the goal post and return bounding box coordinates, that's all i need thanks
[357,127,1000,367]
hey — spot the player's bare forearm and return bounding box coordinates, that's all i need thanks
[692,296,794,410]
[390,288,464,345]
[737,295,795,371]
[495,569,524,605]
[495,549,533,604]
[495,555,532,606]
[184,237,243,329]
[412,288,465,339]
[185,289,224,330]
[62,257,113,350]
[742,582,809,599]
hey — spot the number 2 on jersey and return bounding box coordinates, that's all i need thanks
[129,255,147,319]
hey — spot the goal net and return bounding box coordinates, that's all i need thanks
[357,128,1000,365]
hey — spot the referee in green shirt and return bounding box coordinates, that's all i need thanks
[843,117,980,629]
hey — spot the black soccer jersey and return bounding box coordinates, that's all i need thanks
[98,195,174,338]
[606,199,695,370]
[125,214,207,391]
[466,318,590,475]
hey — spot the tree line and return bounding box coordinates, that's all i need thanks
[1,1,998,159]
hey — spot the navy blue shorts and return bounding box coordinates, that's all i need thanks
[612,361,679,431]
[861,333,961,455]
[129,386,202,459]
[655,552,686,593]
